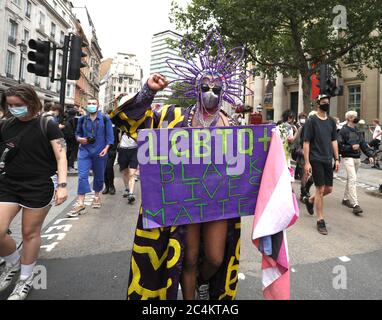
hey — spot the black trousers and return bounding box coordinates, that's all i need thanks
[67,140,79,169]
[104,151,117,188]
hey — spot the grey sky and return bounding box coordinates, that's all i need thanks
[71,0,188,79]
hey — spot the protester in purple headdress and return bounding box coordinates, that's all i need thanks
[110,32,252,300]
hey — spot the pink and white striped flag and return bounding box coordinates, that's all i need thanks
[252,130,299,300]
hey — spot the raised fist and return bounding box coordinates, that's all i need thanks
[147,74,169,92]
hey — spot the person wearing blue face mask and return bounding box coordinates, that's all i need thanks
[68,99,114,217]
[0,85,68,300]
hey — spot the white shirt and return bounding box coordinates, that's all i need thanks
[373,125,382,141]
[120,133,138,149]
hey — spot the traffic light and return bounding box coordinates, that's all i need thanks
[27,39,51,77]
[325,78,340,97]
[315,64,343,98]
[316,64,329,94]
[67,36,87,80]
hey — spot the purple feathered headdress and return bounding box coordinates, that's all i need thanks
[166,31,253,106]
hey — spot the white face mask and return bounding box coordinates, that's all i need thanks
[300,119,306,125]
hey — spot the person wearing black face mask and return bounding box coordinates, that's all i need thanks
[338,111,374,216]
[303,95,340,235]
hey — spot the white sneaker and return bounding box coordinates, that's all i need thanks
[0,263,21,293]
[7,275,34,300]
[67,203,86,218]
[196,283,210,300]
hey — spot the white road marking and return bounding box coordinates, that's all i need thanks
[41,233,67,241]
[54,218,79,225]
[45,224,73,234]
[339,256,351,263]
[40,242,59,252]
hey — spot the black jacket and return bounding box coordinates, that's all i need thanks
[338,124,374,159]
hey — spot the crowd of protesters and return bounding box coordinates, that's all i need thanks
[277,95,380,236]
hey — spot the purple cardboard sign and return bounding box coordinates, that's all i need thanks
[138,125,274,229]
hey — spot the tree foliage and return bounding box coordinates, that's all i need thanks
[166,82,197,108]
[171,0,382,109]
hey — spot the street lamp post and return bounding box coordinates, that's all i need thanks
[18,40,28,84]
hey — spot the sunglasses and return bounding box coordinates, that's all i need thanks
[201,84,222,95]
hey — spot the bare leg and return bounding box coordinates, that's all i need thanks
[77,195,85,204]
[0,204,21,258]
[181,224,201,300]
[122,169,129,189]
[21,206,50,265]
[200,220,228,282]
[310,186,333,221]
[128,168,137,194]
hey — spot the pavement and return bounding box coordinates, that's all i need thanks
[1,166,381,300]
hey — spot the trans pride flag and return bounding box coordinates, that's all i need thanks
[252,130,299,300]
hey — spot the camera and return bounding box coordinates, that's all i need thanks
[87,137,96,144]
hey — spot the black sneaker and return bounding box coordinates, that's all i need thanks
[353,205,363,216]
[109,186,116,195]
[123,189,130,198]
[342,199,353,208]
[300,190,310,203]
[317,220,328,235]
[303,197,314,215]
[128,193,136,204]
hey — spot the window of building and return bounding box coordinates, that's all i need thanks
[118,87,122,92]
[348,85,361,115]
[24,29,30,43]
[26,1,32,18]
[66,84,73,98]
[8,20,18,46]
[12,0,20,6]
[60,31,65,45]
[51,23,56,39]
[129,87,132,93]
[58,54,63,71]
[6,51,15,78]
[39,12,45,31]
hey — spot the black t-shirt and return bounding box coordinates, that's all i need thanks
[0,117,63,179]
[304,115,337,163]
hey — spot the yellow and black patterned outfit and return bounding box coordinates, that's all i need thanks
[110,85,241,300]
